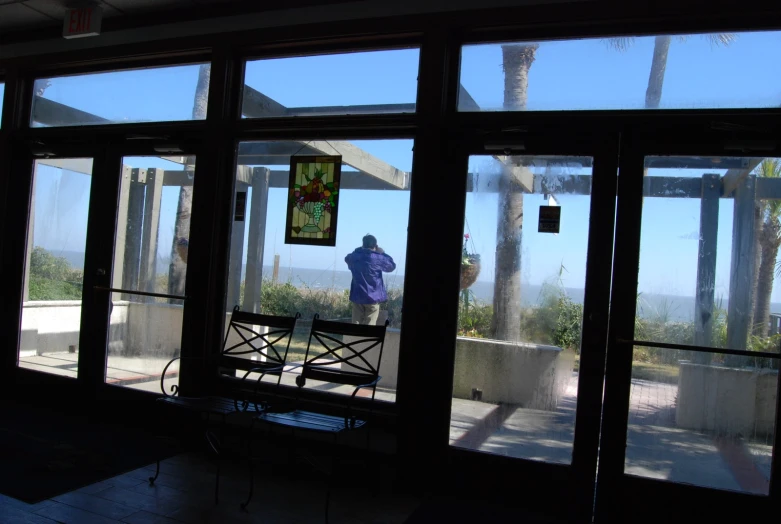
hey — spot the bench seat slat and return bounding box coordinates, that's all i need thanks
[256,410,366,433]
[158,395,266,415]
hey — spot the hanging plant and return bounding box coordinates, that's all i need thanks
[460,233,481,290]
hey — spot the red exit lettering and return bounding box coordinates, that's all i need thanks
[69,8,92,33]
[63,7,102,39]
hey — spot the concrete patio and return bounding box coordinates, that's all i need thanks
[19,347,774,496]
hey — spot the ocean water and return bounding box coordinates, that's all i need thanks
[53,250,780,322]
[271,266,781,322]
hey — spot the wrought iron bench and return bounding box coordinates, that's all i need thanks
[149,307,299,502]
[243,315,389,518]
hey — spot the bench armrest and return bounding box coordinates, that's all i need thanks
[234,364,286,412]
[160,357,181,397]
[345,376,381,429]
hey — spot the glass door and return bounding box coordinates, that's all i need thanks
[18,157,94,378]
[597,141,781,522]
[103,154,197,392]
[16,146,199,394]
[446,135,618,522]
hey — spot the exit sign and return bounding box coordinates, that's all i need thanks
[63,6,102,39]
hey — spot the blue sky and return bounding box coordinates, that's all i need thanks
[23,30,781,306]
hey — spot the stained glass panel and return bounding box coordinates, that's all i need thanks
[285,155,341,246]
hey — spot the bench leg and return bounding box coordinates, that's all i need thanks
[241,419,257,511]
[214,460,221,505]
[241,460,254,511]
[148,458,160,485]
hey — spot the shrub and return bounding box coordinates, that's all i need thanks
[27,247,83,301]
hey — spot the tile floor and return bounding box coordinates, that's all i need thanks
[0,451,420,524]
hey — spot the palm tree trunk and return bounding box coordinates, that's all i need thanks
[493,45,538,341]
[753,219,781,337]
[502,44,538,110]
[169,64,210,299]
[645,35,671,109]
[492,165,525,341]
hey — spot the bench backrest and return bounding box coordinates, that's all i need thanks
[298,315,389,388]
[220,307,299,375]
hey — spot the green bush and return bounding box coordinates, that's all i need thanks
[457,290,493,338]
[27,247,83,301]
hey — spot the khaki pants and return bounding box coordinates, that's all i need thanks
[352,303,380,325]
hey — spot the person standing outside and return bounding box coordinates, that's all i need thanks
[345,234,396,325]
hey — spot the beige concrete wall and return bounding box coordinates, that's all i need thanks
[123,302,184,357]
[21,300,128,357]
[452,338,575,410]
[676,362,778,437]
[754,370,778,436]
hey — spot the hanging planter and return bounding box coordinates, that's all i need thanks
[460,233,481,290]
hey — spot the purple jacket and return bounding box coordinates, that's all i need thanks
[345,248,396,304]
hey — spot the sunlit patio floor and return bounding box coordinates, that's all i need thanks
[20,352,773,495]
[450,372,773,495]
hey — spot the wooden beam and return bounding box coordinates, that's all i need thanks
[32,96,109,126]
[139,168,164,295]
[242,167,270,314]
[643,176,702,199]
[241,84,415,117]
[722,158,763,197]
[241,85,287,117]
[121,171,145,299]
[308,140,408,189]
[226,170,251,309]
[37,158,94,176]
[726,175,758,351]
[693,174,720,356]
[458,85,480,111]
[755,177,781,199]
[23,163,38,302]
[113,166,131,294]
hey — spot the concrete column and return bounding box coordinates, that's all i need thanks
[242,167,270,314]
[693,174,720,362]
[139,168,164,296]
[226,171,250,309]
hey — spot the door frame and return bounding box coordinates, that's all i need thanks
[596,130,781,523]
[7,139,204,396]
[441,130,619,523]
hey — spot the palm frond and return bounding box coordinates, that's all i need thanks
[753,158,781,179]
[604,37,634,52]
[706,33,737,47]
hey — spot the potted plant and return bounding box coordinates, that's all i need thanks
[460,233,481,290]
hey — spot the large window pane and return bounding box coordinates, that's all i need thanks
[460,31,781,111]
[31,64,210,127]
[242,49,419,118]
[105,156,195,392]
[449,155,592,464]
[627,155,779,493]
[19,158,93,378]
[225,140,412,402]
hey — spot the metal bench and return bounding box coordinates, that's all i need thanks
[243,315,389,518]
[149,307,299,503]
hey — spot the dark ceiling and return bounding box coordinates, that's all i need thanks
[0,0,355,38]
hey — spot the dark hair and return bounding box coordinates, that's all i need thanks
[362,234,378,249]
